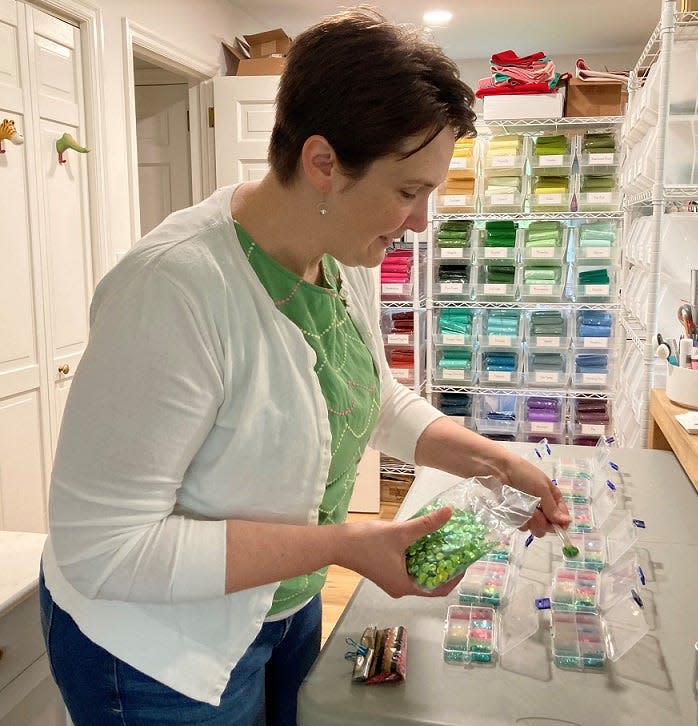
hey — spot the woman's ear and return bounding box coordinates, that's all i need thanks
[300,135,336,193]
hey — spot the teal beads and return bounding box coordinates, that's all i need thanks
[405,502,493,589]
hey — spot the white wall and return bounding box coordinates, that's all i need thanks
[55,0,264,273]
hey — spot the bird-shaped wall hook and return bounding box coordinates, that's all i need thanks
[0,119,24,154]
[56,132,89,164]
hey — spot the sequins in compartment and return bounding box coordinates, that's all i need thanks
[443,605,496,665]
[551,567,600,612]
[457,561,512,608]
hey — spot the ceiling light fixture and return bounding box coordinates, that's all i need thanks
[422,10,453,28]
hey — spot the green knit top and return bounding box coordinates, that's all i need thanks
[235,223,381,616]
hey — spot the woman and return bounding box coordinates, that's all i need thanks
[40,7,570,725]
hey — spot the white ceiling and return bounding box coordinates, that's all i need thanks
[229,0,662,61]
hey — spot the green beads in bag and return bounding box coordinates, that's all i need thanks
[404,476,541,592]
[405,504,493,589]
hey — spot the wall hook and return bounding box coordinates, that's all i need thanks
[56,132,89,164]
[0,119,24,154]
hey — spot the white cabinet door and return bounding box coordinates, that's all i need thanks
[135,83,192,236]
[0,0,51,532]
[0,2,93,532]
[213,75,279,186]
[27,6,92,456]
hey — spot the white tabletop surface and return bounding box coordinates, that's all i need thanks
[0,531,46,616]
[298,444,698,726]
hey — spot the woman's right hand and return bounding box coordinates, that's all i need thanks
[335,506,458,598]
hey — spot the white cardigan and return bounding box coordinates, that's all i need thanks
[42,186,443,705]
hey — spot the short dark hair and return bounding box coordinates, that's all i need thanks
[268,6,477,186]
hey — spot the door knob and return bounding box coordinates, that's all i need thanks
[58,364,70,374]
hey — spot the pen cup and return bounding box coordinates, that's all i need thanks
[665,362,698,409]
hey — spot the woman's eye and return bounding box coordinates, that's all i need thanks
[400,190,417,200]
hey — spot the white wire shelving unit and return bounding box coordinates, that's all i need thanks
[423,115,626,445]
[617,1,698,447]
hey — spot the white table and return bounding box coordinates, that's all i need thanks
[298,445,698,725]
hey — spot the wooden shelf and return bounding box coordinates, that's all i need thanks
[648,388,698,492]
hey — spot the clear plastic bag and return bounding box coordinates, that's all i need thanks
[404,476,540,591]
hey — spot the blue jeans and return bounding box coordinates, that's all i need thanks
[39,570,321,725]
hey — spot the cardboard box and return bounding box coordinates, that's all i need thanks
[222,29,291,76]
[565,78,627,117]
[483,90,565,121]
[242,29,291,58]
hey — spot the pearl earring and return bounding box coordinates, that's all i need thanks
[317,202,329,216]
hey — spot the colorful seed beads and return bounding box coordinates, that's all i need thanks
[562,532,605,571]
[552,612,605,670]
[443,605,495,664]
[566,501,594,532]
[555,456,594,482]
[483,532,516,562]
[405,503,493,590]
[458,561,510,607]
[554,476,591,504]
[551,567,599,612]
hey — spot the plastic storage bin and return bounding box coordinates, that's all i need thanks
[576,174,621,211]
[525,349,569,388]
[573,265,618,302]
[480,309,523,347]
[457,561,513,607]
[530,175,574,212]
[475,393,521,436]
[433,308,478,347]
[443,584,538,665]
[574,309,616,350]
[433,261,473,300]
[521,221,568,264]
[473,263,519,302]
[521,262,566,302]
[433,220,476,262]
[482,134,528,176]
[574,220,620,266]
[475,220,519,264]
[479,347,522,386]
[437,392,474,428]
[561,513,643,572]
[434,347,476,385]
[523,395,566,439]
[530,133,576,176]
[549,590,649,671]
[526,309,571,350]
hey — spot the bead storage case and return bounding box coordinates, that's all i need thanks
[549,589,649,672]
[443,583,538,666]
[561,512,643,574]
[457,560,513,607]
[550,567,600,612]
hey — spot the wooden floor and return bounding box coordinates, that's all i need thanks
[321,503,398,645]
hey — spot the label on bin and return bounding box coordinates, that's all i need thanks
[582,247,610,259]
[484,284,508,295]
[449,157,469,170]
[381,283,404,295]
[484,247,509,259]
[440,282,463,294]
[441,248,465,259]
[587,153,615,165]
[387,333,409,345]
[583,337,608,348]
[442,368,466,380]
[528,284,554,296]
[583,284,610,296]
[442,334,466,345]
[489,194,515,206]
[539,154,565,167]
[487,335,513,347]
[491,155,516,167]
[537,193,563,205]
[531,422,555,433]
[442,195,468,206]
[488,371,512,382]
[581,423,606,435]
[535,336,561,347]
[390,368,410,381]
[586,192,613,204]
[535,371,560,384]
[531,247,556,258]
[582,373,607,385]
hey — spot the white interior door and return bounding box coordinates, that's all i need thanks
[213,75,279,186]
[27,6,92,456]
[0,2,93,532]
[0,0,51,532]
[136,83,191,236]
[212,74,380,511]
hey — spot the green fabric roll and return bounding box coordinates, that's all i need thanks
[581,175,616,192]
[583,133,615,152]
[534,134,569,155]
